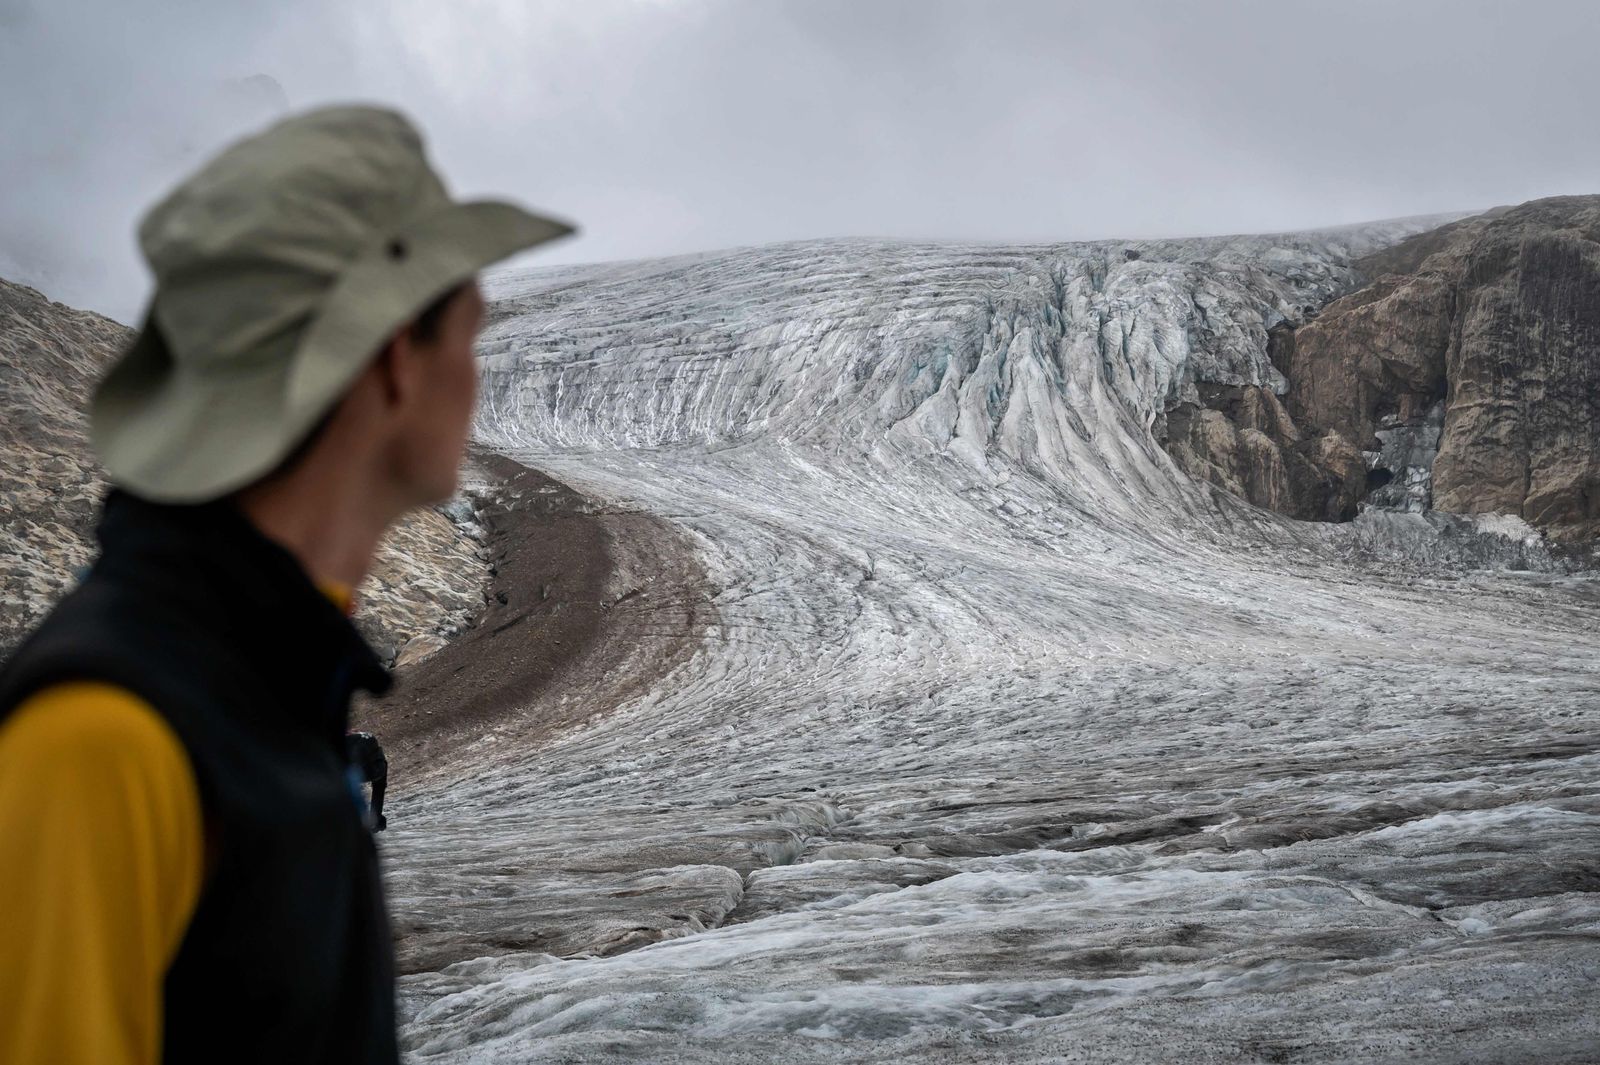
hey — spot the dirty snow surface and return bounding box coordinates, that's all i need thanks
[390,223,1600,1063]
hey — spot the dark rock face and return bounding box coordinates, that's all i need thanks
[1167,196,1600,541]
[1163,381,1363,521]
[1434,202,1600,537]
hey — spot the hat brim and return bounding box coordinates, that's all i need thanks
[92,201,573,503]
[286,201,574,413]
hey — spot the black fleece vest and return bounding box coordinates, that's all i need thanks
[0,491,399,1064]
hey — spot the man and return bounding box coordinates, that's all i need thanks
[0,106,571,1064]
[347,730,390,831]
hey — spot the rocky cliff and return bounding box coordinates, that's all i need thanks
[0,279,125,648]
[1167,196,1600,541]
[0,276,491,660]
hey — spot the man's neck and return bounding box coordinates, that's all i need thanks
[234,461,401,595]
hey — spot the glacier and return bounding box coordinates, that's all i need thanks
[386,222,1600,1062]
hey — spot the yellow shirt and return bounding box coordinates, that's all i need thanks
[0,583,353,1063]
[0,682,204,1065]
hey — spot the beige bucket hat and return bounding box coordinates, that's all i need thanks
[92,105,573,503]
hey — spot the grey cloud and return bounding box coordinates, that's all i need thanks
[2,0,1597,322]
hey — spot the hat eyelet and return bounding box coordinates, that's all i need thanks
[386,239,408,261]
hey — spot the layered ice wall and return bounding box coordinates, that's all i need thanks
[391,222,1600,1064]
[476,224,1446,526]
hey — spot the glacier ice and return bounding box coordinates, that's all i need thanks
[387,221,1600,1062]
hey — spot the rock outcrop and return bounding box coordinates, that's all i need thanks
[1162,380,1366,521]
[1432,200,1600,537]
[0,278,125,650]
[0,276,491,660]
[1168,197,1600,541]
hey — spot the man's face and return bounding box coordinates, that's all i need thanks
[395,281,485,504]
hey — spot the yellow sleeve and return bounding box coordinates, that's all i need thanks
[0,682,204,1065]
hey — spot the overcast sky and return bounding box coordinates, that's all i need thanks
[2,0,1596,322]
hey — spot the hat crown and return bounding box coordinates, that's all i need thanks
[92,102,573,503]
[139,106,451,368]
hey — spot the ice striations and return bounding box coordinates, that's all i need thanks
[389,220,1600,1063]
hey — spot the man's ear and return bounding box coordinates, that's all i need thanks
[370,327,416,410]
